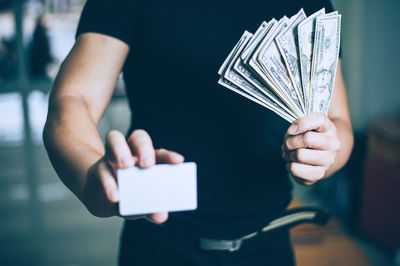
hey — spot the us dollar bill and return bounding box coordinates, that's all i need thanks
[241,21,268,60]
[218,78,296,123]
[309,14,341,115]
[248,20,292,104]
[275,9,306,112]
[233,56,296,118]
[257,18,305,117]
[217,8,342,122]
[297,8,326,113]
[248,18,304,117]
[222,32,297,122]
[242,19,275,63]
[218,32,249,75]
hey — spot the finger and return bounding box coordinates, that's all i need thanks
[127,129,156,168]
[156,149,185,164]
[106,130,135,169]
[284,149,336,166]
[286,162,326,181]
[98,160,119,203]
[287,113,335,135]
[284,131,340,151]
[146,212,169,224]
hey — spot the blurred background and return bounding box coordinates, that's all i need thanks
[0,0,399,265]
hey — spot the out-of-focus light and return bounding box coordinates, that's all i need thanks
[0,90,48,146]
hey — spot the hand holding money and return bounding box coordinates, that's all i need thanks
[281,113,341,185]
[218,8,341,123]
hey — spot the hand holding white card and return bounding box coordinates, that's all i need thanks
[117,162,197,216]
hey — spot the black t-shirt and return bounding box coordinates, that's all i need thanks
[77,0,335,238]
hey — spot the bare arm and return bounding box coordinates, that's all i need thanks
[325,60,353,176]
[282,60,354,185]
[44,33,128,200]
[44,33,183,221]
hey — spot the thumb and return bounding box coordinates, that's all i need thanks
[287,113,332,135]
[146,212,169,224]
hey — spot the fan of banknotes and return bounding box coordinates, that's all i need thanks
[218,8,341,123]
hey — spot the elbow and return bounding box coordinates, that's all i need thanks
[42,118,51,151]
[42,103,58,153]
[42,118,54,157]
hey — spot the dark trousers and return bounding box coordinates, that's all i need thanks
[119,219,295,266]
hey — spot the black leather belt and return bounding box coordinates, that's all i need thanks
[199,207,330,252]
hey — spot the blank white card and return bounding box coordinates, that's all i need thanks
[117,162,197,216]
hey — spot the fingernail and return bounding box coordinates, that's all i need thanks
[154,212,168,223]
[175,154,184,162]
[159,212,168,221]
[142,157,154,167]
[121,157,132,168]
[289,124,298,134]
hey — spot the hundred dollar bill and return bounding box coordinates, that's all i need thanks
[245,18,304,118]
[218,32,249,75]
[247,18,302,115]
[218,78,295,123]
[248,17,283,88]
[256,18,305,117]
[221,32,297,122]
[217,8,342,121]
[297,8,326,113]
[275,9,306,112]
[235,22,295,117]
[233,55,296,118]
[219,31,297,122]
[234,53,296,117]
[242,19,276,63]
[309,14,341,115]
[242,21,268,58]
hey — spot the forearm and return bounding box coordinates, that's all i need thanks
[43,95,105,200]
[324,117,353,177]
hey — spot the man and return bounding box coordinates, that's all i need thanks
[43,0,353,265]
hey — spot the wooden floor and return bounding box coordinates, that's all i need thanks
[292,220,371,266]
[290,201,394,266]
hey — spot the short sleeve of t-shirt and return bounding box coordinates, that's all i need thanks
[75,0,137,46]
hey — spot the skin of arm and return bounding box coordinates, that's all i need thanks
[43,33,182,223]
[282,60,354,185]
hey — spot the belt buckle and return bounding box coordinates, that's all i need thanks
[199,237,243,252]
[228,239,242,252]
